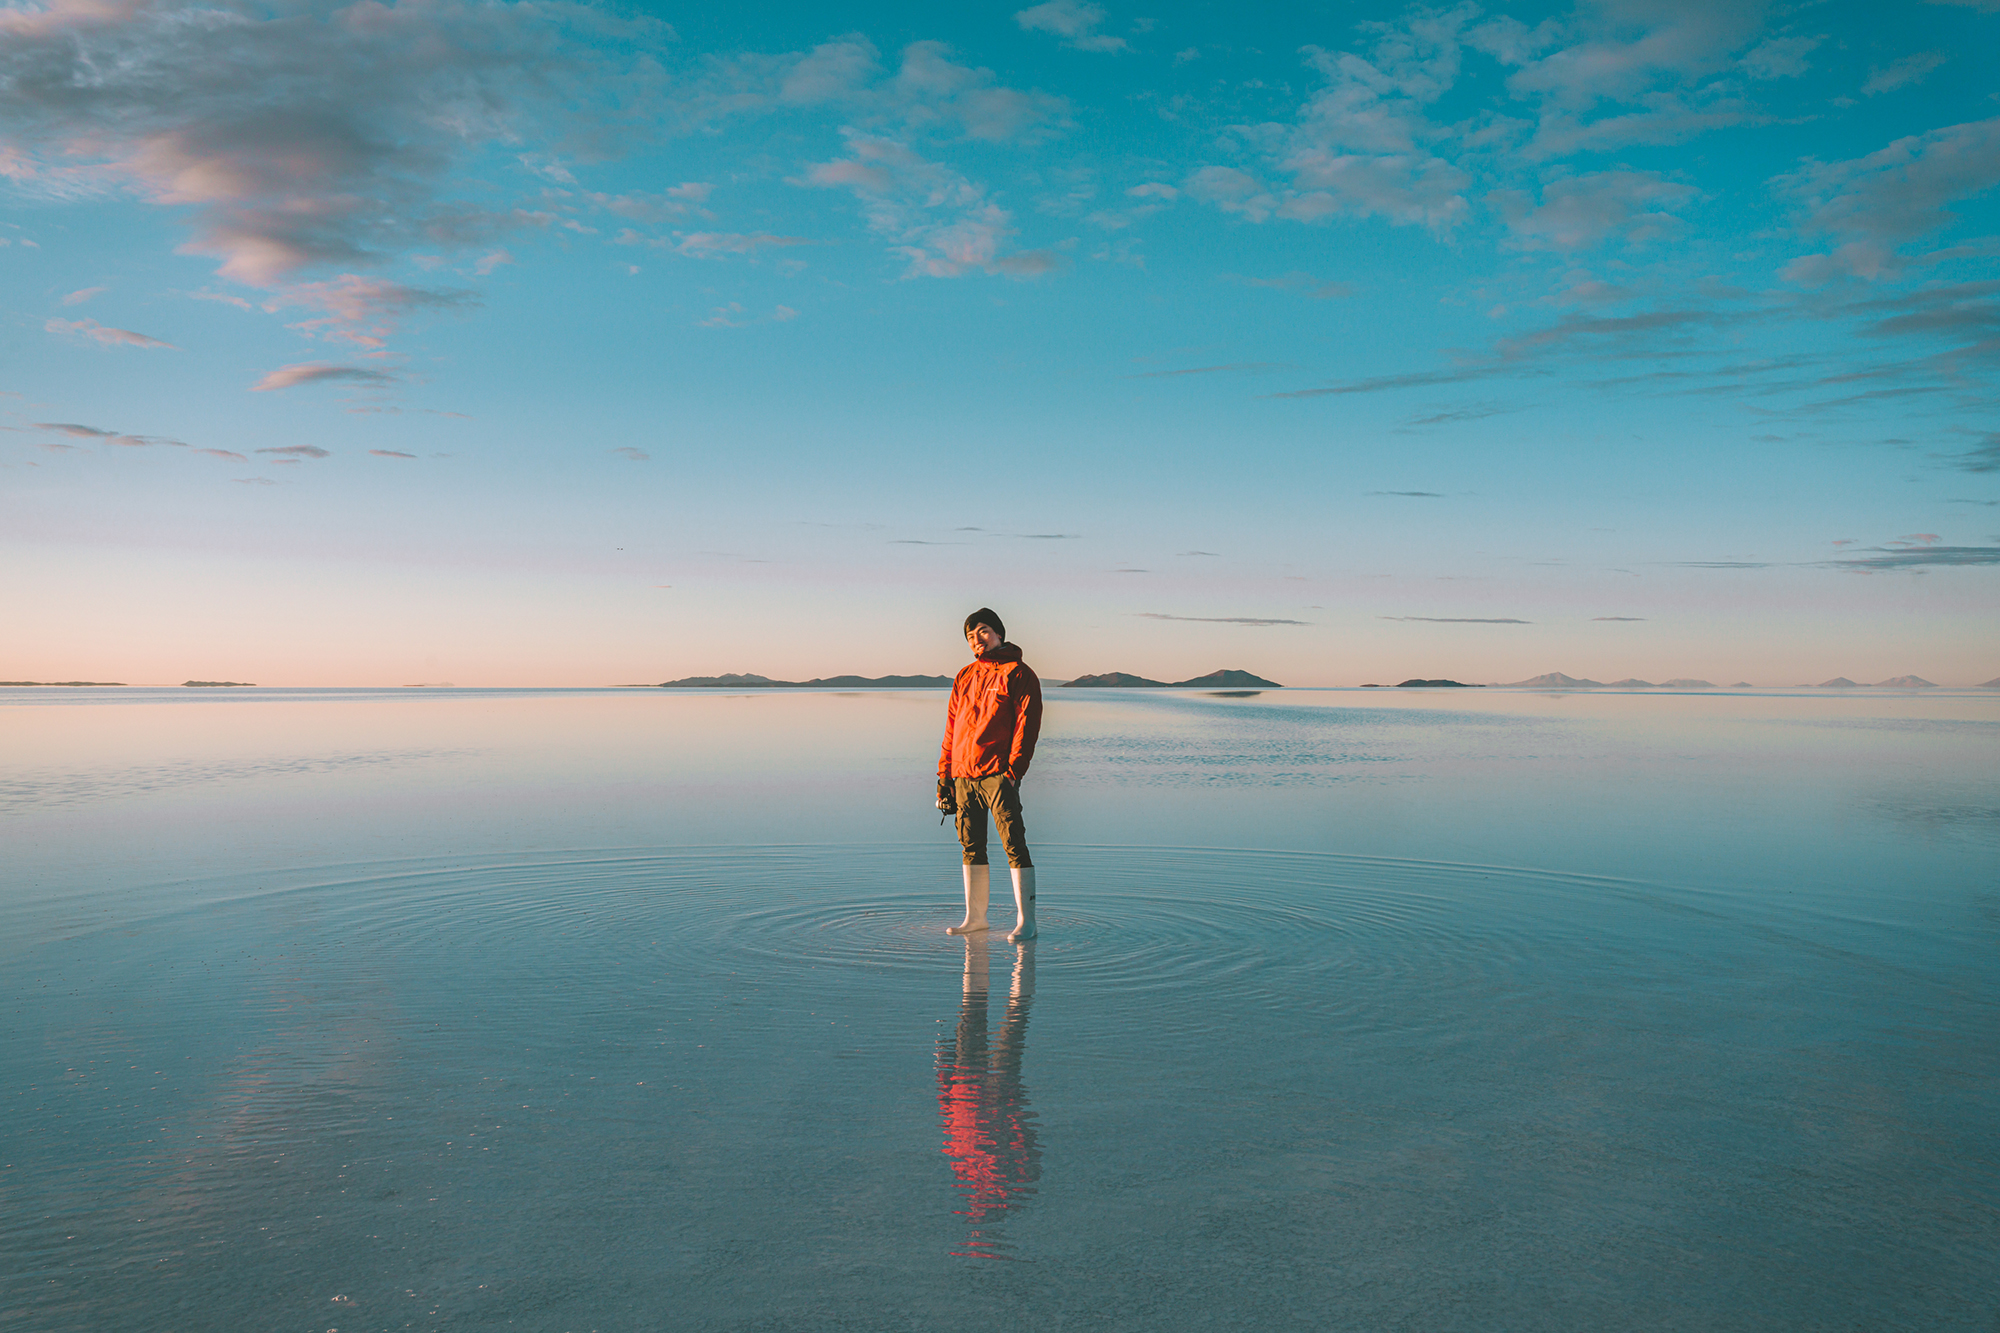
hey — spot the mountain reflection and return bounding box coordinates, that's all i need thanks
[936,937,1040,1260]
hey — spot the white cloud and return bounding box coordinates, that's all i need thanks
[1862,53,1948,97]
[1500,0,1763,109]
[776,39,882,104]
[796,131,1052,278]
[1015,0,1128,53]
[1741,35,1822,80]
[891,41,1069,142]
[44,316,173,348]
[0,0,667,285]
[1182,166,1277,222]
[1523,92,1757,160]
[1184,8,1475,235]
[1490,171,1700,251]
[675,232,815,256]
[60,285,105,305]
[1776,116,2000,282]
[588,184,715,223]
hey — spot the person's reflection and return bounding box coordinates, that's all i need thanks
[936,936,1040,1259]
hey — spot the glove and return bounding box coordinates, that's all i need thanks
[936,777,957,813]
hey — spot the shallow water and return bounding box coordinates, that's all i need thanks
[3,687,1996,1330]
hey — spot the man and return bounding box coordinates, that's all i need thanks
[936,608,1043,941]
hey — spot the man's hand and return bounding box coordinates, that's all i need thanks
[936,777,957,814]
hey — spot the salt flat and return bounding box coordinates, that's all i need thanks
[3,687,1994,1330]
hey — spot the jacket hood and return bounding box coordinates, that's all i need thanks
[976,641,1023,664]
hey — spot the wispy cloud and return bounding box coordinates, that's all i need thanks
[1379,616,1531,623]
[370,449,417,459]
[30,421,178,448]
[618,230,818,257]
[257,445,331,459]
[251,363,398,392]
[610,447,650,461]
[1015,0,1127,53]
[1490,171,1700,253]
[1592,616,1646,621]
[1136,613,1308,626]
[795,127,1061,279]
[1861,53,1948,97]
[1776,115,2000,283]
[59,286,104,306]
[45,317,173,349]
[1820,545,2000,571]
[275,276,478,350]
[1946,431,2000,473]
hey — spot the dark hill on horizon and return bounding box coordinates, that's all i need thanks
[1064,668,1282,688]
[654,673,955,688]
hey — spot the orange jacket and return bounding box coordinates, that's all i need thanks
[938,643,1043,782]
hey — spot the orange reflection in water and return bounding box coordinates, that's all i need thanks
[935,938,1040,1260]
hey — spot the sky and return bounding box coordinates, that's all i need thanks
[3,0,1997,687]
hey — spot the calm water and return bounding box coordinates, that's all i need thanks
[3,686,1996,1330]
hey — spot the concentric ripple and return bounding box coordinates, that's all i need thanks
[5,842,1994,1333]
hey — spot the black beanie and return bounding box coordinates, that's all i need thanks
[964,607,1006,641]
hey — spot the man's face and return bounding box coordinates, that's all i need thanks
[968,623,1002,656]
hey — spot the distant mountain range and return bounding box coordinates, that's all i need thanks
[1492,672,1951,689]
[1501,673,1717,689]
[654,672,955,688]
[1063,668,1282,689]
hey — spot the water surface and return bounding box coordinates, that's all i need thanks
[4,687,1995,1329]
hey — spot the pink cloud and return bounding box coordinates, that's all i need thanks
[44,317,174,349]
[250,362,397,391]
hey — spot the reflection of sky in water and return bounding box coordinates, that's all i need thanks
[2,688,1995,1328]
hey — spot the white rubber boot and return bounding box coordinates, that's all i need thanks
[1007,866,1037,942]
[947,864,990,934]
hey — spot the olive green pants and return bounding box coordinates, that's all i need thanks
[954,775,1032,868]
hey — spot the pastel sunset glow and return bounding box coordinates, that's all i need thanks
[4,0,1996,685]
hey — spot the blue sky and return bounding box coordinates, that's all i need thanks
[3,0,1997,685]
